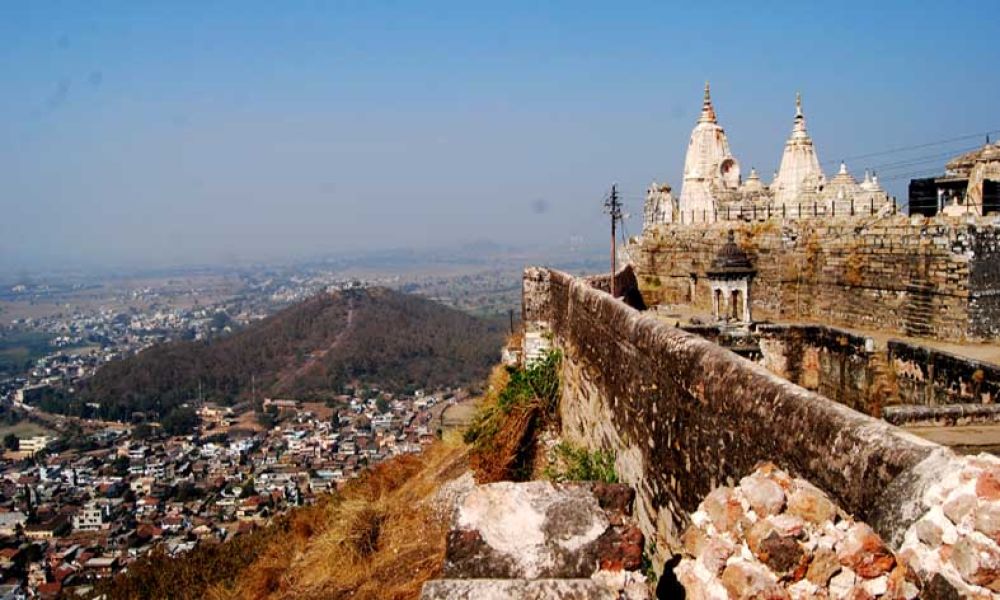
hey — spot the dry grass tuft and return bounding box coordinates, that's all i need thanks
[204,438,467,600]
[469,403,539,483]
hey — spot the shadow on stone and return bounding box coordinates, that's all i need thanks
[656,554,686,600]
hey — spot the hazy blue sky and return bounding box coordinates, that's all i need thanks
[1,1,998,270]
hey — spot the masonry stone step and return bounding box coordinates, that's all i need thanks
[420,579,618,600]
[443,481,640,580]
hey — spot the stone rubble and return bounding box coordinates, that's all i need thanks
[674,463,921,599]
[899,452,1000,598]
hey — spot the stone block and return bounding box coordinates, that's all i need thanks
[419,579,619,600]
[444,481,647,580]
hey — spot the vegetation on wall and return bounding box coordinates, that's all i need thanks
[465,350,561,483]
[543,441,617,484]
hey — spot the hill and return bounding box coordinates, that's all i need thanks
[37,288,504,422]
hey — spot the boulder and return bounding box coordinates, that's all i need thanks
[444,481,628,579]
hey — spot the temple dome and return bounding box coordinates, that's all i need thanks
[742,167,765,193]
[708,230,755,276]
[827,162,860,195]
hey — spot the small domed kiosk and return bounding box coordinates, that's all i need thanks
[706,230,756,324]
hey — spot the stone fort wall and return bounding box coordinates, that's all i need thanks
[630,215,1000,341]
[522,266,958,571]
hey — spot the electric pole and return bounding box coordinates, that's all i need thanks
[604,184,623,297]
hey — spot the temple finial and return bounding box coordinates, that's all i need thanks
[699,81,717,124]
[790,91,809,139]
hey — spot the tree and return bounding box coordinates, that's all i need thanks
[211,311,232,331]
[132,423,153,441]
[256,405,278,429]
[375,397,390,414]
[3,434,18,451]
[112,456,130,477]
[161,406,199,436]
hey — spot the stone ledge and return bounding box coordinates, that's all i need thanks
[884,403,1000,427]
[420,579,618,600]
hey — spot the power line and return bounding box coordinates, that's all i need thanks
[820,129,1000,166]
[868,146,980,171]
[877,168,943,183]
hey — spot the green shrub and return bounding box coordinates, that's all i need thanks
[464,350,561,447]
[544,441,618,484]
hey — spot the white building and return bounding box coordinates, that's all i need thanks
[19,436,52,456]
[72,501,106,532]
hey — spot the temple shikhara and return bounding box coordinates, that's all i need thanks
[644,84,1000,227]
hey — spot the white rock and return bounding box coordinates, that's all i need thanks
[828,567,857,599]
[592,569,651,600]
[787,578,819,599]
[674,558,729,600]
[862,574,888,596]
[455,480,608,579]
[915,505,959,546]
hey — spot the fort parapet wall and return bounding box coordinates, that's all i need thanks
[681,321,1000,420]
[631,215,1000,341]
[889,339,1000,407]
[522,267,959,570]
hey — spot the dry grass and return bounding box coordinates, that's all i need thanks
[465,352,560,484]
[205,437,468,600]
[469,402,539,483]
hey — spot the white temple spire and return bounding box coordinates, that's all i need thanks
[678,83,740,220]
[772,91,825,206]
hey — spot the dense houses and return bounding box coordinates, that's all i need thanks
[0,267,486,596]
[0,389,449,597]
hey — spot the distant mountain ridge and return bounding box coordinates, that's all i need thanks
[48,288,504,422]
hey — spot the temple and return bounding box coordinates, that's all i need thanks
[646,85,895,225]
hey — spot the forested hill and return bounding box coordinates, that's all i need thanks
[53,288,504,422]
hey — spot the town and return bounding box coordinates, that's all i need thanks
[0,378,457,598]
[0,263,490,598]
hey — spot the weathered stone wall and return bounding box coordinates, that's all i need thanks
[969,229,1000,338]
[630,215,1000,342]
[522,267,956,571]
[683,321,1000,419]
[756,324,878,415]
[889,339,1000,406]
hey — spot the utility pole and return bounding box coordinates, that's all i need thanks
[604,184,623,297]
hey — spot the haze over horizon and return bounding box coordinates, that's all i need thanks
[2,1,998,271]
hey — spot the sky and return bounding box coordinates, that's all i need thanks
[1,1,998,271]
